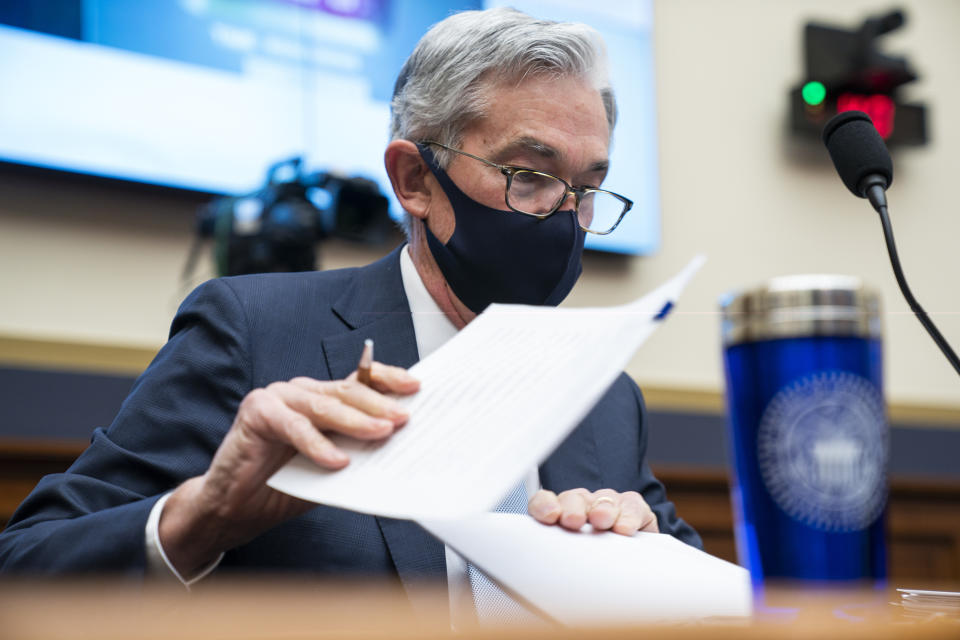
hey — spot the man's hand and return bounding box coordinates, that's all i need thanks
[159,363,419,578]
[527,488,659,536]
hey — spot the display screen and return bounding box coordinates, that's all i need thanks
[0,0,659,254]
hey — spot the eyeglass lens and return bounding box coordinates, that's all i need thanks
[506,170,625,233]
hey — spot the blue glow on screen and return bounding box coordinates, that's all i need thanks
[0,0,659,255]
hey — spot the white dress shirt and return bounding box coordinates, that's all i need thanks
[398,247,540,626]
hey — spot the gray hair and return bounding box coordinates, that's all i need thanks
[390,7,617,165]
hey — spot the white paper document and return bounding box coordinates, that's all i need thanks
[421,513,753,625]
[268,256,706,520]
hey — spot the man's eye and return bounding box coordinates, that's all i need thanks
[579,175,606,190]
[512,171,551,186]
[512,170,533,180]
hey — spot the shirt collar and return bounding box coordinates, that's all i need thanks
[399,244,459,360]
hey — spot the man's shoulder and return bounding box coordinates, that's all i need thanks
[204,245,404,308]
[218,263,360,302]
[170,246,406,344]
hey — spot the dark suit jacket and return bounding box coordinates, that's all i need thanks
[0,246,700,600]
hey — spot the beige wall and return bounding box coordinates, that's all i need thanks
[0,0,957,411]
[574,0,959,411]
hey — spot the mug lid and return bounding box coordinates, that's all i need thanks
[720,274,881,345]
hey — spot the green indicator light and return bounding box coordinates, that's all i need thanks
[802,81,827,106]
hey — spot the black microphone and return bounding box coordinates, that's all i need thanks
[822,111,960,378]
[822,110,893,213]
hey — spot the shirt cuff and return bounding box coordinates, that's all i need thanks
[145,492,224,589]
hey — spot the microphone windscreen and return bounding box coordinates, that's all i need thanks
[821,110,894,197]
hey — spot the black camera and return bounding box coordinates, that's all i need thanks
[195,157,393,277]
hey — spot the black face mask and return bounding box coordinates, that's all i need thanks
[417,144,586,314]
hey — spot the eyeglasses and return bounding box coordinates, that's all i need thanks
[421,140,633,235]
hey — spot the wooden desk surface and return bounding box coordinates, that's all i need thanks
[0,579,957,640]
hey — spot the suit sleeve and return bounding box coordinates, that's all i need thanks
[630,380,704,550]
[0,279,252,574]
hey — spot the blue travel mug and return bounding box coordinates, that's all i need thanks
[720,275,888,584]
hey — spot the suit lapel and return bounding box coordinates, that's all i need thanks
[321,245,420,376]
[376,517,447,617]
[321,315,419,379]
[318,246,447,594]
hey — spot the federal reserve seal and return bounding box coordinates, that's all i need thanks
[757,371,888,532]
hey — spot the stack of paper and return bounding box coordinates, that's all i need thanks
[896,589,960,620]
[422,513,752,625]
[269,256,753,624]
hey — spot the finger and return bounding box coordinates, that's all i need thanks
[557,488,591,531]
[527,490,561,524]
[639,509,660,533]
[283,414,350,470]
[271,381,397,440]
[289,377,409,426]
[238,388,349,469]
[587,489,622,531]
[611,491,659,536]
[367,362,421,395]
[345,362,420,396]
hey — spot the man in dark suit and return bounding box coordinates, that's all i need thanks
[0,6,699,613]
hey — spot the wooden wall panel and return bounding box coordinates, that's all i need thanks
[0,441,82,530]
[655,467,960,582]
[1,444,958,583]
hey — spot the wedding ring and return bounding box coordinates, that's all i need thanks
[592,496,618,509]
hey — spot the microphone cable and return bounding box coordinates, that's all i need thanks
[873,198,960,376]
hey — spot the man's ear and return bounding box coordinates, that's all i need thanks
[384,140,432,221]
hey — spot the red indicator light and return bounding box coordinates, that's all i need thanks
[837,93,896,139]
